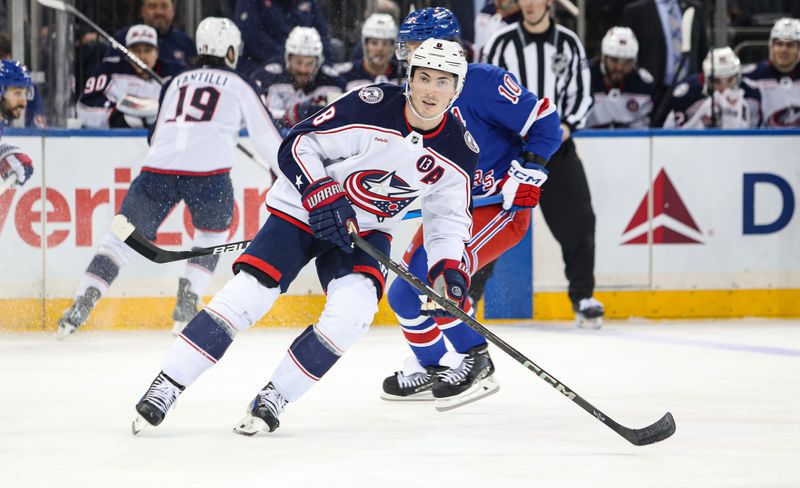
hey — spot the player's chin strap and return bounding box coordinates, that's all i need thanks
[403,84,458,122]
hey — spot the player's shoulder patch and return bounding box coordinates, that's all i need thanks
[102,56,122,64]
[358,85,384,104]
[638,67,655,85]
[673,82,690,98]
[464,130,480,154]
[263,63,283,75]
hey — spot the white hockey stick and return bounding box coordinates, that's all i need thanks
[36,0,273,181]
[0,173,18,195]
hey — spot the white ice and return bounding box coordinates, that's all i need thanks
[1,319,799,488]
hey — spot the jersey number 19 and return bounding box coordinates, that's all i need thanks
[167,86,221,122]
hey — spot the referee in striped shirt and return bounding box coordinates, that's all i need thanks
[483,0,604,326]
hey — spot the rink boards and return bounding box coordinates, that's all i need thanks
[0,128,798,330]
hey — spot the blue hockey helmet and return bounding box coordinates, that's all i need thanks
[396,7,461,60]
[0,60,33,99]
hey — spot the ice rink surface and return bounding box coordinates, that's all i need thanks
[2,319,799,488]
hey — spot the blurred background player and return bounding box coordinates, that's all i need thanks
[251,26,345,136]
[743,18,800,127]
[474,0,522,61]
[335,13,400,91]
[0,60,34,190]
[57,17,281,339]
[483,0,604,328]
[664,47,762,129]
[130,39,476,435]
[382,7,561,410]
[586,27,656,129]
[77,24,184,129]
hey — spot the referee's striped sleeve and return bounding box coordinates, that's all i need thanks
[561,30,594,131]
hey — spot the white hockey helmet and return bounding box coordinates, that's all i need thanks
[770,17,800,43]
[285,26,324,66]
[362,13,398,44]
[601,27,639,59]
[407,38,468,98]
[196,17,242,68]
[702,47,741,80]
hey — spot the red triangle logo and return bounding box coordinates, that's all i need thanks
[622,169,703,245]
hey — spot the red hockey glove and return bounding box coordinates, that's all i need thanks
[421,259,470,318]
[0,143,33,186]
[302,176,358,253]
[500,159,548,210]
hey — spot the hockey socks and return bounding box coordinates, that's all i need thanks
[398,315,448,367]
[162,310,235,387]
[271,324,342,401]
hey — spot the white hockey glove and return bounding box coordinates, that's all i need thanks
[500,158,548,210]
[0,143,33,186]
[116,95,159,127]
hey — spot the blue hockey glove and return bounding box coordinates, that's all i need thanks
[500,159,548,210]
[421,259,470,318]
[302,176,358,253]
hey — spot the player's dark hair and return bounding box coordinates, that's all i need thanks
[195,55,227,68]
[0,33,11,59]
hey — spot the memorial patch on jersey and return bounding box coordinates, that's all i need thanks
[464,131,480,154]
[358,86,384,104]
[344,170,418,221]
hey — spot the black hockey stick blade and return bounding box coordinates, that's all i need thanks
[347,223,676,446]
[617,412,676,446]
[111,215,251,264]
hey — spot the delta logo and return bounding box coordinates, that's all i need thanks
[621,168,704,245]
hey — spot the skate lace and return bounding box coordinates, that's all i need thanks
[397,371,431,389]
[256,387,287,417]
[143,375,181,413]
[437,356,474,385]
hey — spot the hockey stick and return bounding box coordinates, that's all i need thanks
[346,222,676,446]
[0,173,18,195]
[35,0,272,178]
[651,6,695,127]
[110,196,508,264]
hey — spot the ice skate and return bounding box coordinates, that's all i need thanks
[432,344,499,412]
[132,372,184,435]
[381,356,443,401]
[56,286,101,339]
[574,297,604,329]
[233,382,288,436]
[171,277,199,336]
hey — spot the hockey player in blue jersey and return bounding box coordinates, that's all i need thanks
[0,60,34,191]
[586,27,656,129]
[131,39,478,435]
[382,7,562,410]
[77,24,184,129]
[664,47,762,129]
[336,13,402,91]
[743,18,800,127]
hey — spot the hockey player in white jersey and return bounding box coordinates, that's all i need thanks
[77,24,184,128]
[57,18,281,339]
[130,39,477,435]
[250,26,345,135]
[664,47,762,129]
[743,18,800,127]
[586,27,655,129]
[0,60,35,192]
[336,13,401,91]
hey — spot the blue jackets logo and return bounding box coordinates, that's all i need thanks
[344,170,419,221]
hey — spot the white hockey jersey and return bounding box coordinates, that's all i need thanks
[586,63,656,129]
[77,56,183,128]
[268,83,479,267]
[743,61,800,127]
[145,66,281,175]
[663,74,762,129]
[251,63,345,120]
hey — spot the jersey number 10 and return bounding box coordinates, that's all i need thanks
[167,86,221,122]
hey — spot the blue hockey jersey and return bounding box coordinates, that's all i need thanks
[450,63,562,199]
